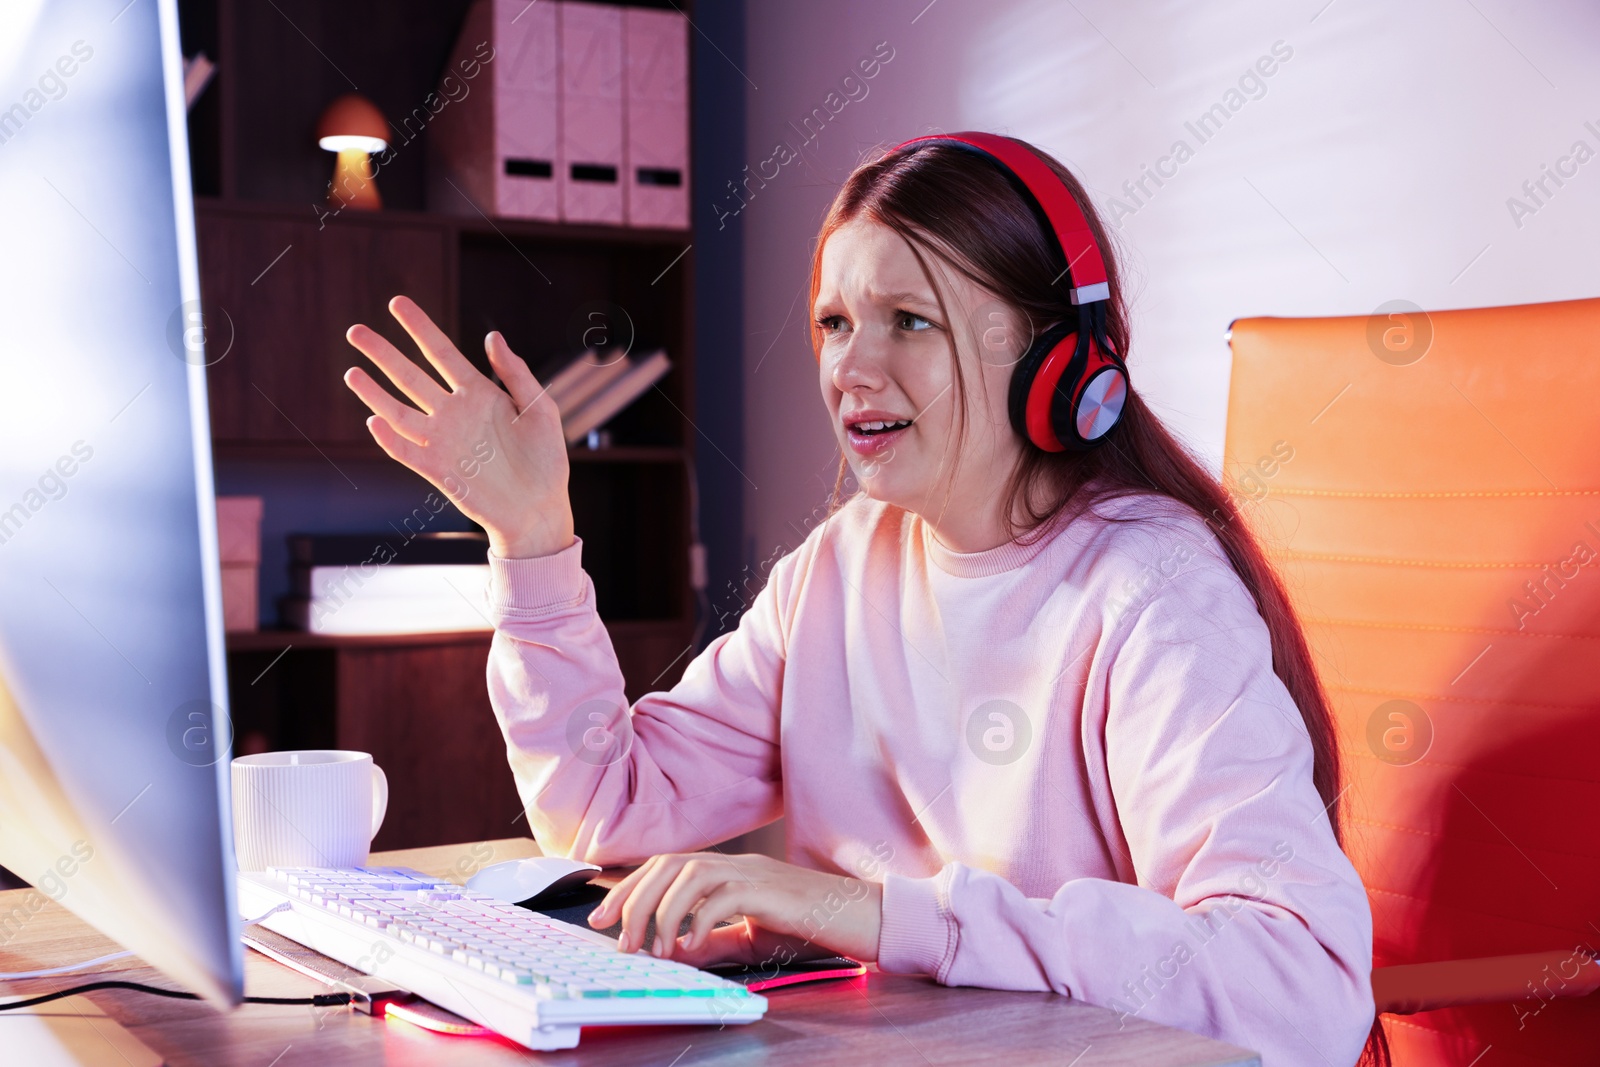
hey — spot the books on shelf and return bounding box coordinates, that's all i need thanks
[537,347,672,445]
[429,0,561,221]
[542,348,633,412]
[282,532,492,636]
[623,7,689,229]
[559,0,625,225]
[427,0,688,227]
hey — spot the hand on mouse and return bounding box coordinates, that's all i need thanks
[587,852,881,967]
[343,295,575,560]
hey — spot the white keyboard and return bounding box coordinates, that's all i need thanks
[237,865,766,1050]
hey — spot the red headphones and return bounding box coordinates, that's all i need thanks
[882,132,1130,452]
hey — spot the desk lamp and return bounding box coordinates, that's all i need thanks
[317,93,388,210]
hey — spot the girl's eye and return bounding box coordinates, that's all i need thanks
[815,315,846,334]
[897,311,933,331]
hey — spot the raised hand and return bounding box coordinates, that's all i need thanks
[343,295,575,560]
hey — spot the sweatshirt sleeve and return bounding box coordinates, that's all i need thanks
[484,535,795,866]
[875,531,1375,1066]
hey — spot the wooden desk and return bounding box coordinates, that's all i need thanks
[0,839,1260,1066]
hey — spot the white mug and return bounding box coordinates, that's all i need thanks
[231,750,388,871]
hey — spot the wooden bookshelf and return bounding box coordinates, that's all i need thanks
[183,0,701,849]
[193,198,694,457]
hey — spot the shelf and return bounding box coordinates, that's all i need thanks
[226,616,694,654]
[194,196,690,248]
[454,212,691,248]
[213,441,687,464]
[568,446,686,464]
[212,440,393,462]
[225,629,493,652]
[193,195,693,453]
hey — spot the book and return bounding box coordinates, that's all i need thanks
[284,533,492,634]
[428,0,691,228]
[288,531,489,567]
[559,1,625,224]
[283,602,491,636]
[538,351,605,409]
[284,583,491,636]
[427,0,561,221]
[562,349,671,444]
[623,8,689,227]
[537,347,631,412]
[555,351,634,413]
[291,563,490,601]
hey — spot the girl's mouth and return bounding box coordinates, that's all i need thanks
[846,418,912,457]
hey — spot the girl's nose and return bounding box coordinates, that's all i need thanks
[830,331,887,393]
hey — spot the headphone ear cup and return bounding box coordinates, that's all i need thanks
[1008,321,1079,451]
[1052,337,1128,450]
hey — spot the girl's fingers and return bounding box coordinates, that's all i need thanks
[679,882,747,956]
[485,330,546,416]
[389,296,479,393]
[365,415,428,475]
[346,323,447,413]
[651,868,718,960]
[616,858,685,955]
[590,859,655,931]
[343,367,428,444]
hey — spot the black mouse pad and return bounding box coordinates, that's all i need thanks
[528,885,699,952]
[529,890,864,991]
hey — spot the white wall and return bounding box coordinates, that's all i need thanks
[735,0,1600,565]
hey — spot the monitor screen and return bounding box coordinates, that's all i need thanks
[0,0,240,1004]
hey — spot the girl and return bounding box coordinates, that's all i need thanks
[343,133,1377,1065]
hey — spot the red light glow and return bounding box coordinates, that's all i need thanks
[382,998,494,1037]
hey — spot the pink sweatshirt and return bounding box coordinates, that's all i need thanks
[484,490,1374,1065]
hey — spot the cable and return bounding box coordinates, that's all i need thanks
[0,951,135,981]
[684,455,710,651]
[0,980,352,1012]
[239,902,293,926]
[0,903,294,982]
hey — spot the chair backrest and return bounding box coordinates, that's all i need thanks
[1224,297,1600,1065]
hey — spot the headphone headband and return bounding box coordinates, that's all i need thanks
[888,132,1110,305]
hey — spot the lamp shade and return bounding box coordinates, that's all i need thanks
[316,93,388,154]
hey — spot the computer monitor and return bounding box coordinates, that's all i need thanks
[0,0,241,1004]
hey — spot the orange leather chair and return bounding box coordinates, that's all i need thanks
[1224,296,1600,1065]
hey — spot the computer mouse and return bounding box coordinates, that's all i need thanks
[466,856,602,906]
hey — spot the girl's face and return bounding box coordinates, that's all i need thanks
[815,217,1031,532]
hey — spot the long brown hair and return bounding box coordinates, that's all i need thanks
[808,136,1387,1066]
